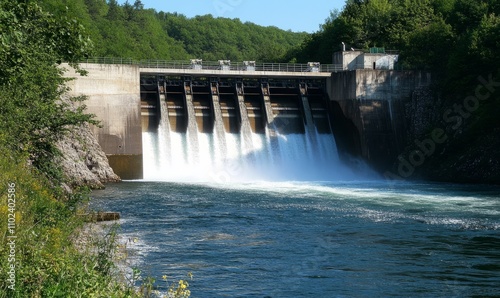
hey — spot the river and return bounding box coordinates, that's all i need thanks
[91,180,500,297]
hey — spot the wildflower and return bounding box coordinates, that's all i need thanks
[162,275,167,280]
[179,280,188,289]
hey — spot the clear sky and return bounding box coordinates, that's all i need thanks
[118,0,346,33]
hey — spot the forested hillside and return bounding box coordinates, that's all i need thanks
[159,13,307,62]
[38,0,307,62]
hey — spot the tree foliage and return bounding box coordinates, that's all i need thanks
[0,0,95,181]
[289,0,439,63]
[36,0,307,62]
[159,13,306,62]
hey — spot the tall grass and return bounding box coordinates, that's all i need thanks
[0,151,139,297]
[0,150,192,297]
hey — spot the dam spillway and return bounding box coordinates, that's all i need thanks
[63,61,432,180]
[140,75,340,182]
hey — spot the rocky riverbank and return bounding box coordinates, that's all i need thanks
[55,121,120,190]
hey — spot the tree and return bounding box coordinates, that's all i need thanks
[404,18,455,72]
[133,0,144,10]
[106,0,123,21]
[383,0,437,49]
[449,0,489,34]
[0,0,95,179]
[432,0,457,19]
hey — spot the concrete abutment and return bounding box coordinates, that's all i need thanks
[326,70,432,172]
[65,63,143,179]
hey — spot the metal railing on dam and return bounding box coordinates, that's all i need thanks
[79,57,343,74]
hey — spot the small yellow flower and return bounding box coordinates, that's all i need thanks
[162,275,167,280]
[179,280,188,289]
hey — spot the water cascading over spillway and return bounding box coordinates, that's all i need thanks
[141,76,343,182]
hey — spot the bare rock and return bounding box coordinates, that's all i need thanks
[405,87,439,139]
[56,122,121,189]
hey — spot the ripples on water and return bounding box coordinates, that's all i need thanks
[92,181,500,297]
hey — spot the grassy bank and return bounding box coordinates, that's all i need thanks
[0,151,193,297]
[0,1,138,293]
[0,151,140,297]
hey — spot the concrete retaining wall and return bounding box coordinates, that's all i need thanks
[64,63,143,179]
[327,70,431,171]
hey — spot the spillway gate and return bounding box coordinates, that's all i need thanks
[141,76,333,137]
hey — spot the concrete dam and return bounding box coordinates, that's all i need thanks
[65,57,431,180]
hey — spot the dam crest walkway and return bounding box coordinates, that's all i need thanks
[81,58,341,78]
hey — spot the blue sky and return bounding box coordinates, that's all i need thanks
[118,0,346,33]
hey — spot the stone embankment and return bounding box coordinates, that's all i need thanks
[56,121,121,190]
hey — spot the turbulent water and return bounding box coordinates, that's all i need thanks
[142,125,374,183]
[92,181,500,297]
[92,106,500,296]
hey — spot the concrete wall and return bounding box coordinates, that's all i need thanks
[327,70,431,171]
[329,70,430,101]
[333,51,399,70]
[362,54,398,70]
[64,63,143,179]
[333,51,364,70]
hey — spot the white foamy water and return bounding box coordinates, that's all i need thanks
[143,127,369,183]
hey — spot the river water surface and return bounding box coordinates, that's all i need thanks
[92,181,500,297]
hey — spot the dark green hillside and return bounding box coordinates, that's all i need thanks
[38,0,307,61]
[39,0,190,59]
[159,13,308,61]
